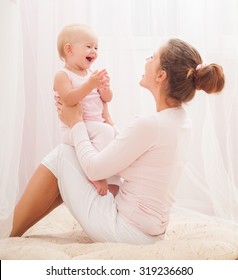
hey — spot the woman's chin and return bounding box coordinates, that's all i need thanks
[139,79,145,88]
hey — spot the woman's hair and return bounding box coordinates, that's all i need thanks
[57,24,90,61]
[159,38,225,104]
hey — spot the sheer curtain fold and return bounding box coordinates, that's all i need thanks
[0,0,25,237]
[1,0,238,238]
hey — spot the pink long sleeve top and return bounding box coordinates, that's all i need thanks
[70,107,192,235]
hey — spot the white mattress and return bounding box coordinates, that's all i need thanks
[0,205,237,260]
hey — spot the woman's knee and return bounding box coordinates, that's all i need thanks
[58,143,75,154]
[58,144,85,175]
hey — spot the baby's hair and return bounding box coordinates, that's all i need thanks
[159,38,225,104]
[57,24,91,61]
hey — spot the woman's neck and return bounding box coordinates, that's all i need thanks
[154,90,181,112]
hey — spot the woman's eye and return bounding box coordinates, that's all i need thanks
[146,56,153,61]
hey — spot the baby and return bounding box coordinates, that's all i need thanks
[54,24,121,196]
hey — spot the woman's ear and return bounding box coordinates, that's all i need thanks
[155,70,167,84]
[64,43,73,56]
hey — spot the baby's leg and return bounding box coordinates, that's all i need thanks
[60,126,74,146]
[85,121,115,151]
[85,122,119,196]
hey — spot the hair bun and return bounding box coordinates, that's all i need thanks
[194,63,225,93]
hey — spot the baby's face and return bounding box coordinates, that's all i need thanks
[70,30,99,69]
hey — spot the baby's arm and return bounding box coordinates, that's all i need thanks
[97,70,112,102]
[98,70,113,125]
[54,70,107,106]
[99,88,113,102]
[102,102,113,125]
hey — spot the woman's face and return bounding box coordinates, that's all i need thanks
[139,49,161,91]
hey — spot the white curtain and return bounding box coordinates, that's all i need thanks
[1,0,238,238]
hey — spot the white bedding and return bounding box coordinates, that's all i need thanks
[0,205,237,260]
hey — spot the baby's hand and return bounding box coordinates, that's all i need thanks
[88,69,107,89]
[98,71,111,94]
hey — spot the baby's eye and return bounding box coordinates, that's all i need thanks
[86,45,91,48]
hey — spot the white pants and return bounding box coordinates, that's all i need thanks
[42,144,162,244]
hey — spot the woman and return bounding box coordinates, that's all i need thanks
[10,39,224,244]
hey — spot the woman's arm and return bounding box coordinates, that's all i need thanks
[71,117,157,181]
[57,102,157,181]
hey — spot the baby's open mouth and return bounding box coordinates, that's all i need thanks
[86,56,93,62]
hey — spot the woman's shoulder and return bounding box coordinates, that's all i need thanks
[136,108,191,131]
[126,108,191,134]
[156,107,191,125]
[129,114,160,134]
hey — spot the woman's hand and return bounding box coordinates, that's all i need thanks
[56,98,83,127]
